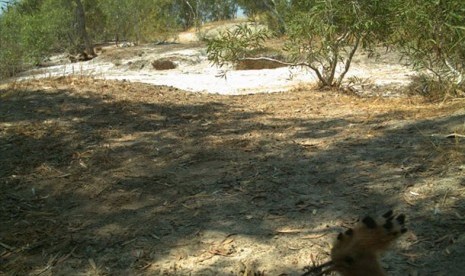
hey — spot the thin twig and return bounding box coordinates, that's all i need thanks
[0,241,15,250]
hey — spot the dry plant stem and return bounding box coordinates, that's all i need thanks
[445,133,465,138]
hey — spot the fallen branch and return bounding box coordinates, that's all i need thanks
[237,57,327,84]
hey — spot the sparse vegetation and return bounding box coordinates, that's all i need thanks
[207,1,395,89]
[0,0,240,78]
[206,23,271,69]
[206,0,465,95]
[393,0,465,99]
[1,0,464,98]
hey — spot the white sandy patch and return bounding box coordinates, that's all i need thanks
[16,44,415,96]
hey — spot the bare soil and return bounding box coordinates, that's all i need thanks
[1,77,465,276]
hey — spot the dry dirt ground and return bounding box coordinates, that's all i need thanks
[1,77,465,276]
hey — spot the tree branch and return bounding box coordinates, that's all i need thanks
[328,47,339,85]
[336,35,361,87]
[238,56,327,85]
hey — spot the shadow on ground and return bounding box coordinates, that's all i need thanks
[1,78,464,275]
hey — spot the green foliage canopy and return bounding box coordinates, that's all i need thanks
[394,0,465,90]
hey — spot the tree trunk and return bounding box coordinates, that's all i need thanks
[263,0,287,34]
[74,0,95,57]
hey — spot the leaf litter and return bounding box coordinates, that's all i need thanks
[0,76,465,275]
